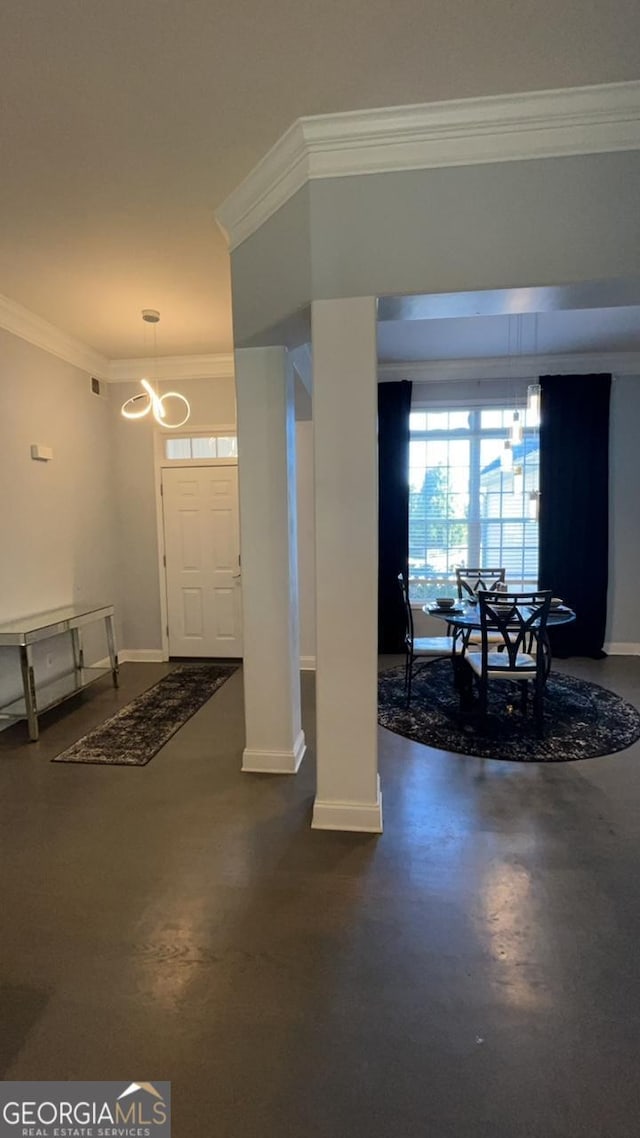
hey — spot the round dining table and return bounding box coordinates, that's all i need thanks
[423,600,576,706]
[425,600,575,639]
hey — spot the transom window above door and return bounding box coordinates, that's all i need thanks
[164,434,238,460]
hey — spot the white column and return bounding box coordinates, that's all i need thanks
[235,347,306,773]
[311,297,382,833]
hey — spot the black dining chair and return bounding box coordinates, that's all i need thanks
[456,566,506,648]
[464,589,552,735]
[397,574,454,708]
[455,566,506,599]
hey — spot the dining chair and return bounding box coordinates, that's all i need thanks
[455,567,506,600]
[397,574,455,708]
[456,566,506,647]
[464,590,552,735]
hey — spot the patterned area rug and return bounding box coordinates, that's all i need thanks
[378,661,640,762]
[52,664,237,766]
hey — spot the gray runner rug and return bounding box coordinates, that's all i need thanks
[52,664,237,766]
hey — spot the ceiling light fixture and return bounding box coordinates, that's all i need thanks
[121,309,190,428]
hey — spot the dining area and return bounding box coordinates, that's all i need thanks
[378,567,640,764]
[376,372,640,766]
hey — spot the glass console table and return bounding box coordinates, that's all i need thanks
[0,603,119,741]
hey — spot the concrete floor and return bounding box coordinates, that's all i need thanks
[1,655,640,1136]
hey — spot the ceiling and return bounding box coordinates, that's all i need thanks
[377,307,640,363]
[1,0,640,359]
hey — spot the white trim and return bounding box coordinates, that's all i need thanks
[300,655,316,671]
[242,730,307,774]
[0,292,109,377]
[312,779,383,833]
[154,436,172,662]
[216,119,309,249]
[108,353,235,383]
[290,342,313,395]
[119,649,166,663]
[0,291,236,383]
[154,435,240,661]
[378,351,640,383]
[604,642,640,655]
[215,81,640,250]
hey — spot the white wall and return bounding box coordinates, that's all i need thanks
[608,375,640,650]
[309,152,640,303]
[296,420,316,666]
[0,328,119,706]
[231,152,640,348]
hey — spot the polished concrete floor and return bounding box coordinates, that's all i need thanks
[1,655,640,1136]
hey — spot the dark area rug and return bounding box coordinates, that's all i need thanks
[52,664,237,766]
[378,661,640,762]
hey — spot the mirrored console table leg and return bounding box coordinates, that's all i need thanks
[19,644,39,741]
[70,627,84,683]
[105,613,119,688]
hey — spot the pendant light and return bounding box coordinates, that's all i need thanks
[501,313,520,475]
[527,383,541,427]
[121,310,191,429]
[526,315,541,426]
[510,409,523,446]
[513,462,524,500]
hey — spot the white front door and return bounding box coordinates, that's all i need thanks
[162,465,243,657]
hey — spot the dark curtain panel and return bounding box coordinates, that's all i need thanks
[378,380,412,652]
[538,373,611,658]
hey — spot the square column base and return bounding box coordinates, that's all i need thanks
[311,777,383,833]
[242,730,306,774]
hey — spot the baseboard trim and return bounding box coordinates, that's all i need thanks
[119,649,166,663]
[242,729,306,774]
[604,642,640,655]
[312,778,383,833]
[300,655,316,671]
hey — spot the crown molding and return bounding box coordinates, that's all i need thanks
[216,120,310,251]
[107,353,235,383]
[378,351,640,383]
[0,292,109,377]
[215,80,640,250]
[0,291,235,382]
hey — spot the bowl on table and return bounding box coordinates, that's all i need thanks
[435,597,456,610]
[550,597,564,609]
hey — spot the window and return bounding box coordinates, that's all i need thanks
[164,434,237,460]
[409,405,539,601]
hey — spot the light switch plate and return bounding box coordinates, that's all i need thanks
[30,444,53,461]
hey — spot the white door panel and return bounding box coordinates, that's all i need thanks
[162,466,242,657]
